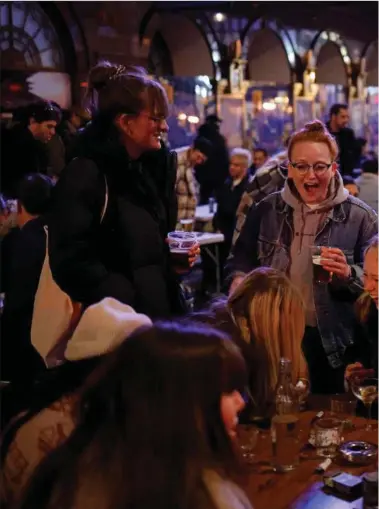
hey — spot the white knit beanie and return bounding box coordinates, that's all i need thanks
[64,297,152,361]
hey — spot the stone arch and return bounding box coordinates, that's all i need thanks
[311,31,350,85]
[316,41,348,85]
[246,27,292,83]
[362,40,378,86]
[140,11,214,77]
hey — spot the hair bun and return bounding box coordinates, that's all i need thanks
[88,61,148,92]
[304,119,327,133]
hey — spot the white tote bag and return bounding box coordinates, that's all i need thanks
[31,177,108,367]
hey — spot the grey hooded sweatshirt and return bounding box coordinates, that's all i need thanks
[281,173,349,326]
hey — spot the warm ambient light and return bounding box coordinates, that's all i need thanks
[214,12,225,22]
[177,113,187,121]
[262,102,276,111]
[187,115,200,124]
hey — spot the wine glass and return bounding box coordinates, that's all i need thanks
[350,377,378,431]
[292,378,310,411]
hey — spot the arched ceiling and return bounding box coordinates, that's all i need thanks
[316,41,347,85]
[247,28,291,83]
[144,12,213,77]
[366,41,378,86]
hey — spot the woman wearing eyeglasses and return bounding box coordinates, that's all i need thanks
[227,120,378,394]
[47,62,198,319]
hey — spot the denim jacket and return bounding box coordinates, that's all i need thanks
[227,192,378,368]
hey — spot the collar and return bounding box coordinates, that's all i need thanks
[278,195,348,223]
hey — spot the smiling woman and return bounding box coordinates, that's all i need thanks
[287,120,339,205]
[47,61,190,319]
[227,120,378,395]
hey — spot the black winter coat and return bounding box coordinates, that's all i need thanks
[1,124,49,198]
[48,123,184,318]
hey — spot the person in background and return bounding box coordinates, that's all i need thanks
[48,62,199,319]
[342,175,360,197]
[326,103,359,175]
[15,322,253,509]
[231,148,288,249]
[227,120,378,394]
[356,157,378,212]
[58,105,92,163]
[250,147,268,175]
[345,235,378,381]
[1,174,54,386]
[45,102,66,181]
[175,137,213,230]
[189,267,306,421]
[1,101,61,198]
[196,115,230,204]
[1,298,152,506]
[213,148,252,272]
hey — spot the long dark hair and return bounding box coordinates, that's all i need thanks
[18,322,247,509]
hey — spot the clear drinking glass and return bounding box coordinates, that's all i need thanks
[330,393,357,430]
[167,231,196,270]
[314,417,343,458]
[351,377,378,431]
[310,246,332,284]
[292,378,310,411]
[236,424,259,464]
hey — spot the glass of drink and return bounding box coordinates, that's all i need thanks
[180,218,194,232]
[311,246,332,284]
[350,377,378,431]
[330,393,357,430]
[314,417,343,458]
[292,378,310,411]
[167,231,197,271]
[236,424,259,464]
[271,413,300,472]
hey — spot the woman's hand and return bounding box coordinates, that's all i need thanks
[345,362,364,381]
[344,362,375,381]
[321,247,351,280]
[171,242,200,275]
[188,243,200,268]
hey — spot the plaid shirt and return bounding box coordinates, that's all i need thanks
[175,146,199,228]
[231,150,287,248]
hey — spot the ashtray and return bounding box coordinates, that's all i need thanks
[339,441,378,465]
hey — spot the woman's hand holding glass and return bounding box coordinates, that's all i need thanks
[320,247,351,280]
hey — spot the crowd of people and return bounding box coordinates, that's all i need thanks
[0,62,378,509]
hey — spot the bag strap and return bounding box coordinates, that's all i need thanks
[100,175,108,224]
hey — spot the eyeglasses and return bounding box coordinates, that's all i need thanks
[290,162,333,176]
[140,112,167,124]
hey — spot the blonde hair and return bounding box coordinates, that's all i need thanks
[227,267,305,414]
[356,235,378,323]
[288,119,339,162]
[230,148,252,168]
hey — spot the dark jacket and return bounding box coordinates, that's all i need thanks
[227,191,378,368]
[326,123,359,176]
[213,175,251,248]
[196,123,229,203]
[1,217,47,383]
[48,122,184,318]
[1,124,48,198]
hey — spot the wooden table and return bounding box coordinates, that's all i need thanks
[242,411,377,509]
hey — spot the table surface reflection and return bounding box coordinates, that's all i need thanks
[242,406,377,509]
